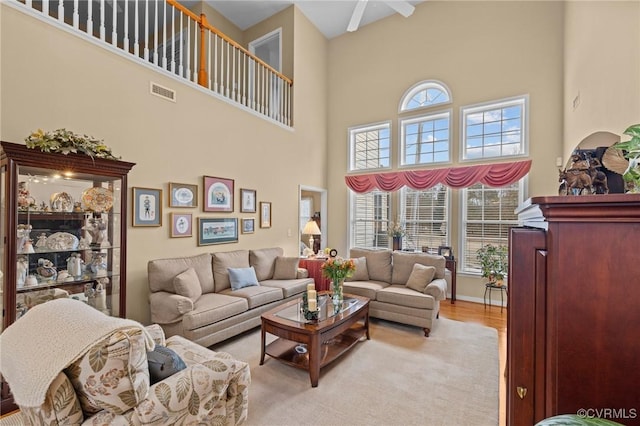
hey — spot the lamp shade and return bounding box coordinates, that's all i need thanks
[302,220,321,235]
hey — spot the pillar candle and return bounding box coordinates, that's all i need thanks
[307,283,315,291]
[308,298,317,311]
[308,289,316,300]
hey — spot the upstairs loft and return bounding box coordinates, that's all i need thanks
[10,0,293,127]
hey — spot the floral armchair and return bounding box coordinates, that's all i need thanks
[11,323,250,425]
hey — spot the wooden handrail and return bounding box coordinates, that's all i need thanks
[167,0,292,85]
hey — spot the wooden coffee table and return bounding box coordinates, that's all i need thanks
[260,293,370,387]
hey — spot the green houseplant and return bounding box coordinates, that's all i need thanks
[476,244,508,285]
[612,123,640,192]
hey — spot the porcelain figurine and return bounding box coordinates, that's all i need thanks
[36,258,57,281]
[35,233,48,250]
[67,253,84,277]
[25,274,38,286]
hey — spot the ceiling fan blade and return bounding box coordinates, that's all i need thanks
[347,0,369,32]
[386,1,415,18]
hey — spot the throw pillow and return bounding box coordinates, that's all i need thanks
[173,267,202,302]
[406,264,437,293]
[345,257,369,281]
[147,345,187,385]
[273,256,299,279]
[228,266,260,290]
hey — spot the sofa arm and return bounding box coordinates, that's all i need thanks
[297,267,309,279]
[425,278,448,301]
[149,291,194,324]
[145,324,166,346]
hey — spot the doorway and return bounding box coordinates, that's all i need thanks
[299,185,327,256]
[248,28,282,119]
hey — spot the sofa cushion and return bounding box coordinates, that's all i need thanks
[260,278,313,298]
[391,251,446,284]
[376,285,437,310]
[228,266,260,290]
[220,285,283,309]
[343,280,390,300]
[182,293,249,331]
[405,264,437,293]
[213,250,250,292]
[249,247,284,281]
[148,253,214,294]
[65,327,150,416]
[349,248,392,283]
[173,267,203,302]
[273,256,299,279]
[345,257,369,282]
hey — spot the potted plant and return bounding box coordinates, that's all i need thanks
[611,123,640,193]
[387,220,406,251]
[476,244,508,285]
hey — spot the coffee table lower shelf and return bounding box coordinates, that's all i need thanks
[264,325,366,370]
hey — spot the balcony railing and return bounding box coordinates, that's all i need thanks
[14,0,293,126]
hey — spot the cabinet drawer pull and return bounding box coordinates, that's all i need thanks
[516,386,527,399]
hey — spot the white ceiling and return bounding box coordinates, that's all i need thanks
[203,1,425,39]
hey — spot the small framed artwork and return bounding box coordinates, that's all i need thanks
[260,201,272,228]
[438,246,453,260]
[240,188,257,213]
[203,176,234,212]
[171,213,192,238]
[169,182,197,208]
[241,218,255,234]
[132,187,162,227]
[198,217,238,245]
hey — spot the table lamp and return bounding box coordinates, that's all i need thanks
[302,220,321,254]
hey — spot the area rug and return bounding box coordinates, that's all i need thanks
[212,317,499,426]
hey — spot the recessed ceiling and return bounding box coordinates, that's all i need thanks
[203,1,425,39]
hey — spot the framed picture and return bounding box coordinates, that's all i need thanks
[168,182,197,208]
[170,213,192,238]
[240,188,257,213]
[203,176,234,212]
[438,246,453,260]
[241,218,255,234]
[132,187,162,227]
[260,201,272,228]
[198,217,238,245]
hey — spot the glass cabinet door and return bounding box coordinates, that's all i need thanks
[14,166,123,321]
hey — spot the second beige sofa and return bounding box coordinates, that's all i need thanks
[343,248,450,336]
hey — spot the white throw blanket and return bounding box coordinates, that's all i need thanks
[0,298,154,408]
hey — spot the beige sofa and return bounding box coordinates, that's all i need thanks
[343,248,450,337]
[148,247,314,347]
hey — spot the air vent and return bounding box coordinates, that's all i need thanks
[150,82,176,102]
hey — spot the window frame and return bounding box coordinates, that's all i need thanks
[460,95,529,162]
[399,185,451,251]
[399,109,452,167]
[458,179,527,275]
[348,121,392,172]
[399,80,452,113]
[349,189,391,249]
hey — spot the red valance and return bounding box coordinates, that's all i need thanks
[345,160,532,193]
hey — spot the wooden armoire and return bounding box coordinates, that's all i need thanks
[508,194,640,426]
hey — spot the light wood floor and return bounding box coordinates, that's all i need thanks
[439,300,507,426]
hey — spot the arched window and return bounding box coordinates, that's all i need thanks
[399,80,451,112]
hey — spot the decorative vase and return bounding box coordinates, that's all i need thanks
[393,236,402,251]
[332,279,344,304]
